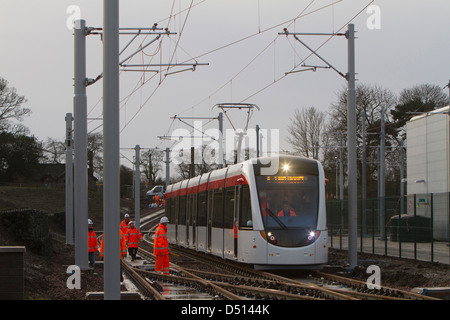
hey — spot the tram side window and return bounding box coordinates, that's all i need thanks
[197,191,207,227]
[187,193,195,224]
[239,185,252,229]
[224,187,235,229]
[179,195,186,224]
[186,194,191,223]
[212,188,224,228]
[166,197,171,221]
[174,196,179,223]
[168,197,175,223]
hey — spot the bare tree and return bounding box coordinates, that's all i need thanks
[328,83,397,137]
[391,83,449,139]
[326,83,398,197]
[141,149,164,186]
[287,106,327,159]
[0,77,31,130]
[398,83,448,107]
[87,132,103,179]
[175,145,220,181]
[43,137,66,163]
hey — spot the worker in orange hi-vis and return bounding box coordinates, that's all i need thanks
[154,194,160,207]
[88,219,98,272]
[120,213,131,235]
[154,216,170,275]
[126,221,143,261]
[99,230,127,282]
[99,231,127,260]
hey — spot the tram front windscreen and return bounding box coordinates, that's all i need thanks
[256,174,319,247]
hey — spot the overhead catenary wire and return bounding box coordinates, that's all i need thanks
[113,0,343,136]
[153,0,361,152]
[86,0,189,133]
[240,0,375,103]
[105,0,329,131]
[173,0,324,117]
[184,0,382,116]
[87,34,165,130]
[89,0,374,151]
[119,0,196,133]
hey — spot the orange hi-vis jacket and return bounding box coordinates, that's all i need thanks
[99,230,127,259]
[153,223,169,256]
[120,219,130,234]
[88,230,98,253]
[277,209,296,217]
[261,198,270,216]
[127,226,143,248]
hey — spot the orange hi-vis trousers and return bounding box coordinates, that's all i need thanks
[155,254,169,275]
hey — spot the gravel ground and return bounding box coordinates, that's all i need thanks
[21,241,450,300]
[325,248,450,291]
[2,218,447,300]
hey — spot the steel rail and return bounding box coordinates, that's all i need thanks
[311,271,441,300]
[121,260,165,300]
[137,247,244,300]
[166,245,356,300]
[179,268,354,300]
[138,212,439,300]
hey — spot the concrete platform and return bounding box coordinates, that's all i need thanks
[86,291,142,300]
[0,246,26,300]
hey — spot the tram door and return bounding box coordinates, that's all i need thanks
[174,196,179,243]
[191,193,197,248]
[187,193,196,247]
[186,194,191,247]
[234,186,240,259]
[207,191,213,252]
[180,194,187,246]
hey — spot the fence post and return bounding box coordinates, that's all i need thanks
[339,198,343,250]
[371,198,375,254]
[360,199,363,253]
[398,196,402,259]
[414,194,417,260]
[384,196,387,256]
[329,202,334,248]
[430,193,434,263]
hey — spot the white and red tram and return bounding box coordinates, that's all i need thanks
[165,155,328,270]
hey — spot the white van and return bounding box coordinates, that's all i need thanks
[146,185,164,199]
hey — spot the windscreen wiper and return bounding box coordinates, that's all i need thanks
[267,209,288,230]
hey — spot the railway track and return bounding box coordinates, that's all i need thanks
[164,244,439,300]
[121,210,439,300]
[307,270,440,300]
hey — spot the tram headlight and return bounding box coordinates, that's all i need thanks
[307,230,321,242]
[283,164,289,171]
[267,232,277,244]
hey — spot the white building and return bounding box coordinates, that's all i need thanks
[406,105,449,240]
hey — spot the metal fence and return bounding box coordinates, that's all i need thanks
[326,193,450,265]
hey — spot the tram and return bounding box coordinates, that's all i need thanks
[165,155,328,270]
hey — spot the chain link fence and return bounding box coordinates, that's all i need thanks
[326,193,450,265]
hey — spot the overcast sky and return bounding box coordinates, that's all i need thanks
[1,0,449,172]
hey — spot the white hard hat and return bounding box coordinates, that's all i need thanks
[160,216,169,224]
[124,214,130,218]
[129,220,135,224]
[88,219,93,225]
